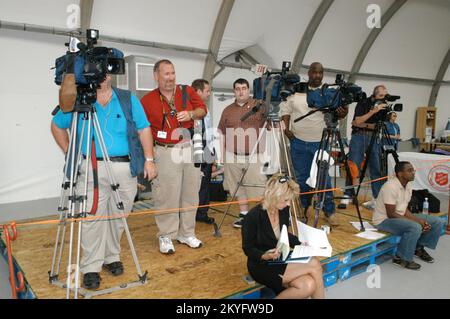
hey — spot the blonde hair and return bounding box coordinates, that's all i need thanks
[262,174,300,212]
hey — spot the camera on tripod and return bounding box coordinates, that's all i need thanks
[53,29,125,109]
[374,94,403,120]
[253,61,308,103]
[307,74,366,111]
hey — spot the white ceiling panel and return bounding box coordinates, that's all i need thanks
[0,0,79,29]
[304,0,393,71]
[90,0,221,49]
[221,0,320,68]
[361,0,450,79]
[444,64,450,81]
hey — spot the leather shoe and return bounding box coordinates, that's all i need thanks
[196,216,215,224]
[83,272,100,290]
[103,261,124,276]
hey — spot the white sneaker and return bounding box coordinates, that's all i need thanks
[363,200,375,210]
[340,195,351,205]
[159,236,175,254]
[177,236,203,249]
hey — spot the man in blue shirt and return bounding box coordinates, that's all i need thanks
[51,74,157,290]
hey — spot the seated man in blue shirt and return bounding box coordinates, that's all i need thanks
[51,74,157,290]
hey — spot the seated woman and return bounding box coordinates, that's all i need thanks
[241,174,324,299]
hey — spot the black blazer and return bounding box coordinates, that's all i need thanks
[241,204,301,268]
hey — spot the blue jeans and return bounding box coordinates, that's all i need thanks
[344,133,383,199]
[290,138,335,216]
[376,214,444,262]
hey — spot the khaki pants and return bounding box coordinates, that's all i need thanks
[77,160,137,274]
[152,145,201,239]
[223,152,267,201]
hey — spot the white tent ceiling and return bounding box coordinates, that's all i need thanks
[0,0,449,206]
[1,0,449,83]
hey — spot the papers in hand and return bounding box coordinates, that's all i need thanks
[269,225,312,264]
[276,225,290,261]
[350,221,377,232]
[292,221,333,258]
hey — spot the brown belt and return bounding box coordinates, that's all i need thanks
[154,141,176,148]
[154,141,191,148]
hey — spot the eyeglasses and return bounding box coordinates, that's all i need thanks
[278,175,291,183]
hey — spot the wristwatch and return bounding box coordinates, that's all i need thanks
[145,157,155,163]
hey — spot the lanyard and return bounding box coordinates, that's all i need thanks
[159,89,182,129]
[160,94,172,130]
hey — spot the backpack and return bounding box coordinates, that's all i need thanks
[408,189,440,214]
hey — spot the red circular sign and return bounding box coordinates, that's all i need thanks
[428,165,450,192]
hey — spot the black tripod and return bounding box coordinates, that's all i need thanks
[294,108,365,230]
[352,120,399,204]
[48,101,147,299]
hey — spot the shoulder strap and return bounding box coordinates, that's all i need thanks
[180,85,189,109]
[112,87,132,115]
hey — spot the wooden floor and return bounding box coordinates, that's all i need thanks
[9,199,386,299]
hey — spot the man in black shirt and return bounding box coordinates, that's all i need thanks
[342,85,388,207]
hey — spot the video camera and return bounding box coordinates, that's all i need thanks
[374,94,403,111]
[53,29,125,109]
[253,61,307,104]
[307,74,366,110]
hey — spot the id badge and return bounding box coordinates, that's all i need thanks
[157,131,167,139]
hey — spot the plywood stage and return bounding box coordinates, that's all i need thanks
[7,200,388,299]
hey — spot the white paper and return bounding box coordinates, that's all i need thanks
[355,230,386,240]
[292,221,333,258]
[291,244,332,258]
[276,225,290,261]
[296,221,331,247]
[286,256,312,264]
[350,222,377,232]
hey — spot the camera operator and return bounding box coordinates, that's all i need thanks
[140,60,207,255]
[51,74,157,290]
[281,62,348,226]
[342,85,388,208]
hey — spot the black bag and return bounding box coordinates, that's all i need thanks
[209,181,228,202]
[408,189,440,214]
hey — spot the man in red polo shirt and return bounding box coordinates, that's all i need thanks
[141,59,207,254]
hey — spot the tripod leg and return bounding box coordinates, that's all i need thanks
[91,113,125,210]
[50,114,81,281]
[312,129,332,227]
[60,111,90,298]
[277,124,302,235]
[91,112,145,279]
